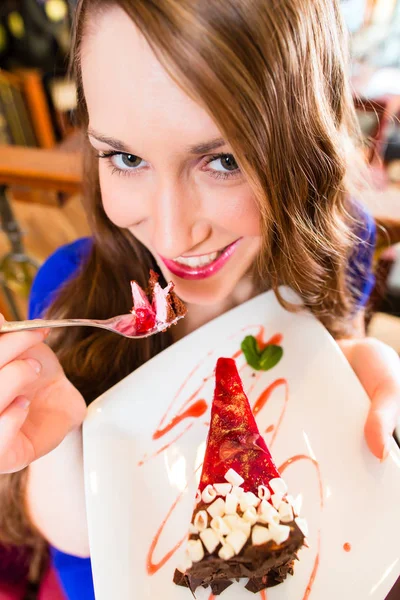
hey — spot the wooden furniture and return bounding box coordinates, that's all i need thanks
[0,133,83,319]
[0,135,83,200]
[0,146,82,195]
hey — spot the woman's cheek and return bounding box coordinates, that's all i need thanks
[206,187,261,236]
[99,169,144,228]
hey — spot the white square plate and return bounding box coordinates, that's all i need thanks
[83,289,400,600]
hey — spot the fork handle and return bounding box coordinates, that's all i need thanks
[0,318,94,333]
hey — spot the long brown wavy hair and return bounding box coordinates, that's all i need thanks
[1,0,368,582]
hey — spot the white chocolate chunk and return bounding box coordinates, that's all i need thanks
[224,515,240,530]
[177,550,193,573]
[252,525,273,546]
[269,522,290,545]
[258,500,279,524]
[243,507,258,524]
[224,492,239,515]
[200,528,220,554]
[240,491,260,512]
[225,468,244,486]
[189,523,198,534]
[194,510,208,532]
[246,491,260,507]
[271,493,283,510]
[218,543,235,560]
[258,485,271,501]
[225,530,248,554]
[295,517,309,537]
[206,497,225,518]
[278,501,293,523]
[286,493,302,515]
[232,485,245,498]
[211,516,231,536]
[292,495,303,517]
[187,539,204,562]
[269,477,288,495]
[202,484,217,504]
[214,483,232,496]
[236,518,251,537]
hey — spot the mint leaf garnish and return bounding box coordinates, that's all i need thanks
[241,335,262,370]
[259,344,283,371]
[241,335,283,371]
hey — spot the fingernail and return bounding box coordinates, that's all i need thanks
[380,437,392,462]
[42,328,51,339]
[15,396,31,410]
[25,358,42,375]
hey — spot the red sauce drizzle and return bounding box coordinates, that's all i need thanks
[138,423,194,466]
[260,590,267,600]
[302,533,321,600]
[279,455,323,599]
[253,379,288,447]
[343,543,351,552]
[265,424,275,433]
[279,454,323,509]
[256,328,283,350]
[153,399,207,440]
[154,351,213,435]
[146,489,188,575]
[253,379,287,415]
[247,371,263,396]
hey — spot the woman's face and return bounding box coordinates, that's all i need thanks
[82,7,262,306]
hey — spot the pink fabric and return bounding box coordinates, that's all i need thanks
[0,567,65,600]
[39,567,65,600]
[0,582,25,600]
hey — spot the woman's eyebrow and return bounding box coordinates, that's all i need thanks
[87,128,130,152]
[88,128,226,156]
[187,138,226,154]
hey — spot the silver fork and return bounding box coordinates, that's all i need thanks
[0,313,184,339]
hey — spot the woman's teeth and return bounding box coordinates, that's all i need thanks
[175,251,221,268]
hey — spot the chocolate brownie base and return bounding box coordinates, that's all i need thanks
[174,521,304,595]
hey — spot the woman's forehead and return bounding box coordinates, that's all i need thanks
[81,6,221,151]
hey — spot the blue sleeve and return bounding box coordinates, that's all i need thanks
[28,238,92,320]
[348,207,376,309]
[50,547,95,600]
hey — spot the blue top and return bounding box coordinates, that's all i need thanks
[28,214,376,599]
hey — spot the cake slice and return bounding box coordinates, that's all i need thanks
[174,358,306,595]
[130,270,187,334]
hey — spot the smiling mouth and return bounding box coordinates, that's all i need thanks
[160,239,242,280]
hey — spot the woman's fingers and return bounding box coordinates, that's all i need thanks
[0,396,32,472]
[0,359,42,413]
[0,325,48,371]
[339,338,400,460]
[365,379,400,460]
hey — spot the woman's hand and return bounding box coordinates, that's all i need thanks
[338,337,400,460]
[0,313,87,473]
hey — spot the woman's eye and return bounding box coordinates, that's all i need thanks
[207,154,239,173]
[113,153,143,169]
[97,151,147,175]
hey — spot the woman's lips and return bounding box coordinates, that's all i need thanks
[160,239,242,280]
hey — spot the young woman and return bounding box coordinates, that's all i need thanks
[0,1,399,598]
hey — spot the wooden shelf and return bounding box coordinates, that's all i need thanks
[0,145,82,194]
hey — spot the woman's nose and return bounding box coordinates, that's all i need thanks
[149,179,205,258]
